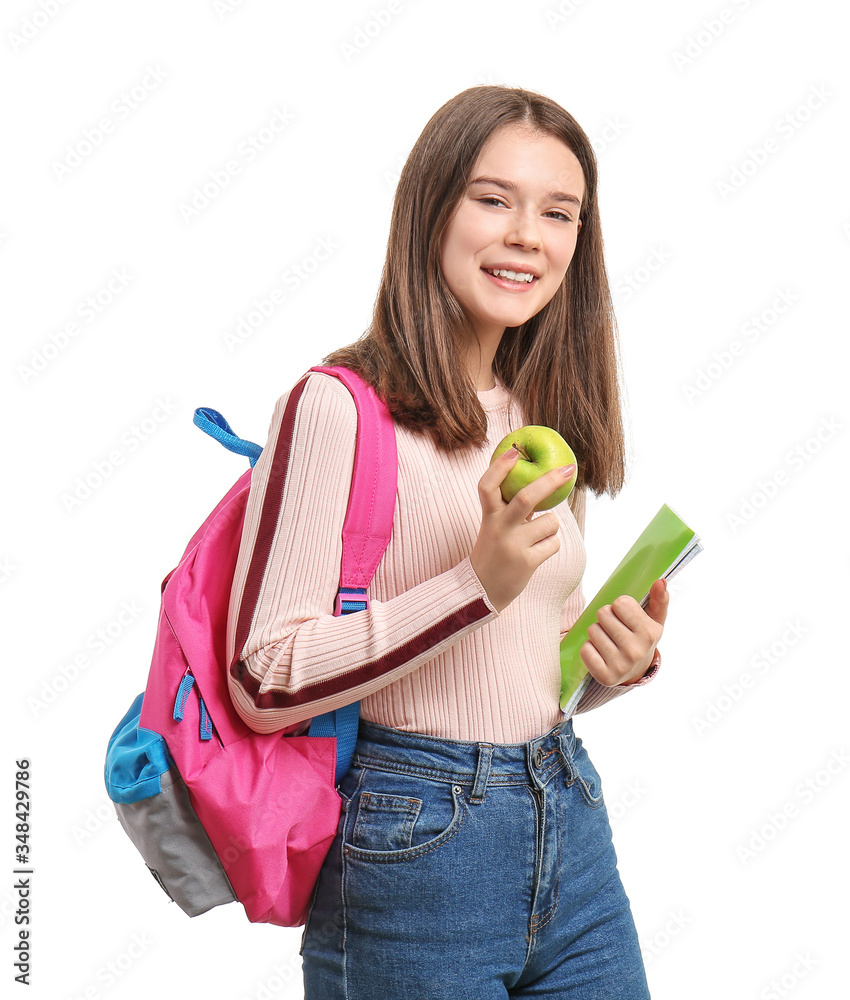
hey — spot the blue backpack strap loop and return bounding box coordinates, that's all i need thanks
[308,594,367,782]
[307,703,360,783]
[193,407,262,468]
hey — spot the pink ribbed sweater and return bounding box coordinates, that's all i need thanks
[226,370,657,744]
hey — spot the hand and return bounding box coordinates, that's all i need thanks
[580,578,668,686]
[470,448,576,614]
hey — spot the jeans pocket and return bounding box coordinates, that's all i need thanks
[352,792,422,851]
[568,737,605,809]
[343,768,466,862]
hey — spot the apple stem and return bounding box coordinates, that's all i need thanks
[512,441,532,462]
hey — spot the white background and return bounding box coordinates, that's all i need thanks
[2,1,848,997]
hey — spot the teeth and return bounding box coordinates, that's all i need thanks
[486,268,534,283]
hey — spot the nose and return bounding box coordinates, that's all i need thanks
[506,210,542,251]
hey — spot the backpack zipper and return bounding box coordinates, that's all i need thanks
[172,668,218,743]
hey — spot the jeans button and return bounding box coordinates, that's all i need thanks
[533,748,544,769]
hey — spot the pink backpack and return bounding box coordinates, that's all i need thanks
[104,365,397,926]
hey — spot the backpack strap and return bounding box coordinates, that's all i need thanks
[308,365,397,594]
[304,366,397,782]
[210,365,397,784]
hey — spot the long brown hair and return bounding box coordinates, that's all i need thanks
[322,84,626,499]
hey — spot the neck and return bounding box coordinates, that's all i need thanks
[461,326,504,391]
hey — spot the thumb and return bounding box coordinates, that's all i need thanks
[645,578,669,626]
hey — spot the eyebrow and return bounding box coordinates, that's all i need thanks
[469,175,582,209]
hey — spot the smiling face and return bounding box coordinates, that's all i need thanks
[439,124,585,346]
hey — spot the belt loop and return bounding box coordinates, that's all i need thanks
[557,730,575,784]
[470,743,493,804]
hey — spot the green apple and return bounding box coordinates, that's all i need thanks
[490,425,578,511]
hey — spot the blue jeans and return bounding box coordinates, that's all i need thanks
[301,717,650,999]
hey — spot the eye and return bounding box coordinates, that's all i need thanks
[478,198,573,223]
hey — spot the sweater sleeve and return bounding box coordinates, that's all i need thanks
[559,487,660,716]
[225,371,500,733]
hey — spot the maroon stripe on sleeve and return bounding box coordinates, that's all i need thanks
[231,374,310,668]
[230,596,492,711]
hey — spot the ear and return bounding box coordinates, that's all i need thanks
[576,218,582,235]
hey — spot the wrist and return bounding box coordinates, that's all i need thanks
[618,647,661,686]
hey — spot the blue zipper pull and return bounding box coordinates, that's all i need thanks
[173,671,213,741]
[173,674,195,721]
[199,697,212,741]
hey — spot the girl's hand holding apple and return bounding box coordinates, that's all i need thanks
[469,446,576,614]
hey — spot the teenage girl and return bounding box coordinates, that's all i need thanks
[226,84,668,999]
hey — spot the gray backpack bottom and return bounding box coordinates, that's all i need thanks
[113,762,236,917]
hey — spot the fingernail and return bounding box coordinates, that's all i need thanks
[558,464,576,477]
[505,447,519,459]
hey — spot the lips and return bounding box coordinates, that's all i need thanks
[484,263,541,279]
[481,267,539,290]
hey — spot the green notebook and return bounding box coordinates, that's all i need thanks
[560,503,703,715]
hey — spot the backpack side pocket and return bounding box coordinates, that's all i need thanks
[113,761,236,916]
[106,693,236,916]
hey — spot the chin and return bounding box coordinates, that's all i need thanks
[498,311,536,328]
